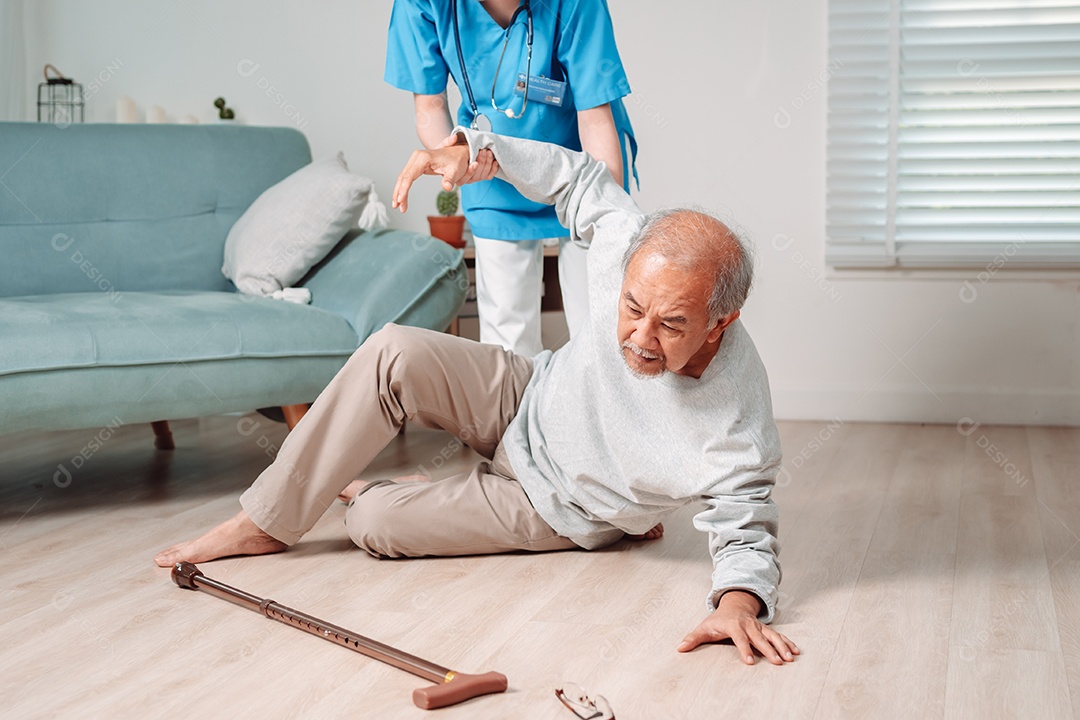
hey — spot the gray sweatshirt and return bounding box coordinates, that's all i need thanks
[458,129,784,621]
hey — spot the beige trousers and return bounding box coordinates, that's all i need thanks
[239,323,577,557]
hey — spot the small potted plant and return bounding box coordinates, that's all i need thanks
[427,188,466,248]
[213,97,235,122]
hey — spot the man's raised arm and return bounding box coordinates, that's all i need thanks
[392,129,640,248]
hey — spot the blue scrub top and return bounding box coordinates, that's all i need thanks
[386,0,638,241]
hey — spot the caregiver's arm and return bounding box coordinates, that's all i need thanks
[413,94,497,185]
[413,93,453,149]
[578,103,623,186]
[393,129,639,247]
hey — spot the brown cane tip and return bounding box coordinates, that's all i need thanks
[171,561,203,589]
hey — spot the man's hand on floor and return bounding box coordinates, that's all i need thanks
[677,590,800,665]
[392,135,497,213]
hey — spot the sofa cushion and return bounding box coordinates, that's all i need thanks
[0,123,312,298]
[1,357,350,434]
[299,228,466,339]
[223,152,380,296]
[0,292,360,377]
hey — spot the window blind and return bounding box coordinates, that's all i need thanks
[826,0,1080,268]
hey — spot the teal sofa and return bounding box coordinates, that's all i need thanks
[0,122,466,441]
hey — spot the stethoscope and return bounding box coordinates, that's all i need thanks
[452,0,533,131]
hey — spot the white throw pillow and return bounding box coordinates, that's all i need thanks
[223,152,387,296]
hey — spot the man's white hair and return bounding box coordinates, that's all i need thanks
[621,208,755,321]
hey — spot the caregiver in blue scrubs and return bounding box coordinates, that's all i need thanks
[386,0,637,356]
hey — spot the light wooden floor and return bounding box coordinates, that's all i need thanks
[0,416,1077,719]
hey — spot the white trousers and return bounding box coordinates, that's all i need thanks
[472,236,590,357]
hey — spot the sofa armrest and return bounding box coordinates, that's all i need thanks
[298,228,467,341]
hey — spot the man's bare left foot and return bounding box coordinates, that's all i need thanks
[153,510,287,567]
[338,475,429,503]
[628,523,664,541]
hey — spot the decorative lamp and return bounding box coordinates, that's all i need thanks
[37,64,84,125]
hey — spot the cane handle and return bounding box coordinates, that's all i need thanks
[411,671,508,709]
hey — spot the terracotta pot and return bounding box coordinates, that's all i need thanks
[427,215,466,248]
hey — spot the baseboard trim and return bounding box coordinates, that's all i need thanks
[772,386,1080,427]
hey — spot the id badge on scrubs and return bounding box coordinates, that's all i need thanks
[513,74,567,107]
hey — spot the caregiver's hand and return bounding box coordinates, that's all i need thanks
[441,134,498,184]
[392,143,469,213]
[393,138,492,213]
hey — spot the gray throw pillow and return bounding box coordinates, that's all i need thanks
[223,152,383,296]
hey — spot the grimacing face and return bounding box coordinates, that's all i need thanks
[616,251,739,379]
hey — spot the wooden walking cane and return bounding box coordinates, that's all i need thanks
[171,562,508,709]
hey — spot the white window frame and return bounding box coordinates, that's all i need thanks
[826,0,1080,269]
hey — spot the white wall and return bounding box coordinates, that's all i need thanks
[0,0,28,121]
[15,0,1079,425]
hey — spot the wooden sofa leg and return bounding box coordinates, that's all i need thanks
[282,404,310,431]
[151,421,175,450]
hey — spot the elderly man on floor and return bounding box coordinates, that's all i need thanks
[156,129,798,666]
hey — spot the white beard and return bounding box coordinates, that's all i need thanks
[621,340,665,379]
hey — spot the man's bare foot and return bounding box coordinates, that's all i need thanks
[153,511,287,568]
[338,475,429,503]
[628,523,664,541]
